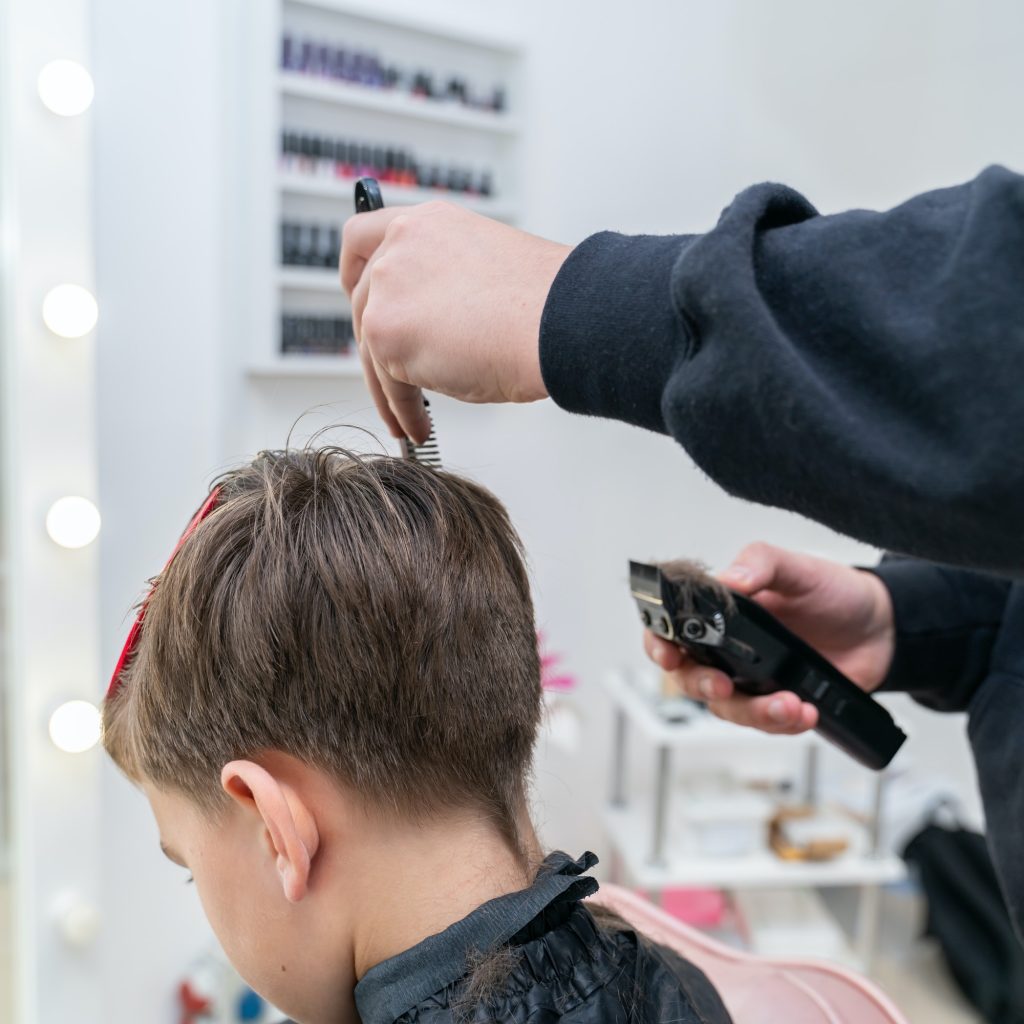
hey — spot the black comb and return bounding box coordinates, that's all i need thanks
[354,177,442,469]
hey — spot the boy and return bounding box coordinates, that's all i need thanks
[103,448,732,1023]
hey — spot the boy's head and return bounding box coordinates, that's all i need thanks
[103,449,543,1020]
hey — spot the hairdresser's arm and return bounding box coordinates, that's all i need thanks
[341,167,1024,575]
[657,545,1024,933]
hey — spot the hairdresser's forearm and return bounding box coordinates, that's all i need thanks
[539,166,1024,575]
[868,557,1012,711]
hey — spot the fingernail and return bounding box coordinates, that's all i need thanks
[699,676,716,701]
[722,565,751,583]
[768,698,789,723]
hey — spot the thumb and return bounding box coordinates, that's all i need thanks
[719,541,815,598]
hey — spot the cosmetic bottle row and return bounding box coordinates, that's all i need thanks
[280,132,495,197]
[281,221,341,269]
[282,314,354,357]
[280,33,507,112]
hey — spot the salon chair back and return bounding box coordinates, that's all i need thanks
[591,884,908,1024]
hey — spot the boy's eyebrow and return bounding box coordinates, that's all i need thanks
[159,841,186,867]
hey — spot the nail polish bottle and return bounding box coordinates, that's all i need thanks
[318,138,333,177]
[337,141,351,178]
[479,171,493,197]
[371,146,385,179]
[298,134,313,175]
[281,34,294,71]
[383,148,396,183]
[309,137,322,177]
[491,86,506,113]
[331,48,348,80]
[316,43,332,77]
[326,226,340,268]
[358,144,373,177]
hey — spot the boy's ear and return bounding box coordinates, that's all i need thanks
[221,760,321,904]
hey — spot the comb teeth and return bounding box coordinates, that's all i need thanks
[399,400,442,468]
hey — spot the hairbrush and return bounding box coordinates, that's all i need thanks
[629,559,906,770]
[354,177,441,468]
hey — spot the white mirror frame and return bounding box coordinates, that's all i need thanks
[1,0,102,1019]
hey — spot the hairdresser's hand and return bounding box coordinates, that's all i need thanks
[340,202,572,442]
[643,542,896,734]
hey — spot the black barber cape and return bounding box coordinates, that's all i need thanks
[353,852,732,1023]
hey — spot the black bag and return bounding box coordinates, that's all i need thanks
[903,823,1024,1024]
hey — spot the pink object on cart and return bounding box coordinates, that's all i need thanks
[590,884,908,1024]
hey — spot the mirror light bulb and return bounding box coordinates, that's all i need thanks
[48,700,102,754]
[37,60,95,116]
[42,284,98,338]
[46,496,101,549]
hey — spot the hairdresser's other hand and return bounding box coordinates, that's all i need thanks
[340,202,572,442]
[643,542,896,735]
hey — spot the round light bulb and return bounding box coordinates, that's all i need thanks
[48,700,102,754]
[42,284,98,338]
[46,496,101,549]
[37,60,95,116]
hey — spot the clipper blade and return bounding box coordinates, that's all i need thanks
[660,559,736,617]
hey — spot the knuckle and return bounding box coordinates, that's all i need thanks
[383,212,412,242]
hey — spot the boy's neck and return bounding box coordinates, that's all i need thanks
[344,810,538,980]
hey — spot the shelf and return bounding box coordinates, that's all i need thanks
[603,806,905,891]
[278,266,343,292]
[278,172,518,220]
[279,72,520,135]
[282,0,524,54]
[247,354,364,378]
[603,670,820,752]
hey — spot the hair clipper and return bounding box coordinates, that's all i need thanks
[629,560,906,770]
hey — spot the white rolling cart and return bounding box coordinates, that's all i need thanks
[602,670,905,969]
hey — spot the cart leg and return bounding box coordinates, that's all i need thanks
[609,846,625,886]
[803,743,820,808]
[650,744,672,866]
[610,706,628,808]
[855,882,882,971]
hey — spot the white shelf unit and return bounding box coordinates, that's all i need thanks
[602,670,904,968]
[242,1,523,380]
[278,72,520,135]
[278,171,518,221]
[247,354,364,379]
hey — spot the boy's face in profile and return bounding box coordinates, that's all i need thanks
[144,780,357,1024]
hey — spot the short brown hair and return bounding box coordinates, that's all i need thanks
[103,448,542,850]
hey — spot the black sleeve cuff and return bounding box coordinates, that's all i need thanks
[539,231,697,435]
[868,558,1011,712]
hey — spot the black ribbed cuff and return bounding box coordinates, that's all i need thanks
[539,231,696,434]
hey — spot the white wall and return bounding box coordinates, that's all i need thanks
[88,2,1024,1022]
[93,1,228,1019]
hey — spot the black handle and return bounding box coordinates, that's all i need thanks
[354,177,384,213]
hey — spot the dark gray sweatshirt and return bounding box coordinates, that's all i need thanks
[539,168,1024,936]
[539,165,1024,576]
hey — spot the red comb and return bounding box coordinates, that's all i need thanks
[106,487,222,699]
